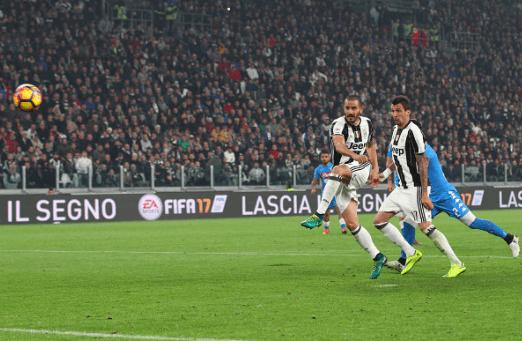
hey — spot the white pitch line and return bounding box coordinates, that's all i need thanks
[375,284,399,288]
[0,249,515,259]
[0,328,251,341]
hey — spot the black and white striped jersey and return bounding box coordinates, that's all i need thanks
[329,116,375,166]
[390,120,428,189]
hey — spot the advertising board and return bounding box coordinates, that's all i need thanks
[0,187,519,225]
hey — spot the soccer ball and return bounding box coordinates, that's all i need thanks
[13,84,42,112]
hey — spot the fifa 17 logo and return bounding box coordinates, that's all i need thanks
[392,146,405,156]
[164,195,228,214]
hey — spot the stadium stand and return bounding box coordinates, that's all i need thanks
[0,0,521,190]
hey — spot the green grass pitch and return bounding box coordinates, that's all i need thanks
[0,210,521,341]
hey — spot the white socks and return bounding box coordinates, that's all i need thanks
[351,225,380,259]
[324,221,330,228]
[339,218,346,226]
[375,222,416,257]
[423,225,462,266]
[317,175,343,214]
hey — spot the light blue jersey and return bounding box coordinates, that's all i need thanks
[387,144,469,219]
[314,163,337,208]
[314,163,333,189]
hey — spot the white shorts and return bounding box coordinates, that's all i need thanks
[335,162,371,213]
[379,186,432,223]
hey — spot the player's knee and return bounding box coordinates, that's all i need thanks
[373,219,384,227]
[333,165,351,176]
[341,174,352,184]
[331,166,343,176]
[346,221,359,231]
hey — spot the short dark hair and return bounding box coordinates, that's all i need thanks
[345,95,362,107]
[391,95,410,111]
[320,151,330,156]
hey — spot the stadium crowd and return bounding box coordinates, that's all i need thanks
[0,0,522,190]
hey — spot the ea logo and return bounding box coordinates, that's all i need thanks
[138,194,163,221]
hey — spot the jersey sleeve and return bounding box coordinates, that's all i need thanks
[410,125,426,154]
[425,144,436,159]
[387,144,392,157]
[367,119,375,144]
[330,119,345,136]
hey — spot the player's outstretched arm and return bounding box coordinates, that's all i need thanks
[365,142,380,188]
[387,176,394,192]
[415,153,434,210]
[311,178,318,195]
[332,135,368,164]
[377,157,396,181]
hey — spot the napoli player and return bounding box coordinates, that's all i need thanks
[311,151,347,234]
[380,143,520,272]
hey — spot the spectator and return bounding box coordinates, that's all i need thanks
[4,164,21,189]
[57,138,73,158]
[248,162,265,185]
[187,161,206,186]
[224,146,235,164]
[106,167,120,187]
[75,151,92,187]
[98,15,113,34]
[0,0,519,190]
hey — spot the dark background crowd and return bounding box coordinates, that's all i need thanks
[0,0,522,190]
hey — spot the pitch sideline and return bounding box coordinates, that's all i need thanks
[0,327,252,341]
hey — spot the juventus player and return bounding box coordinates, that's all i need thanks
[302,95,409,279]
[373,95,466,277]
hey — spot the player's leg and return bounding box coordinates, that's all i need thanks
[460,211,519,258]
[419,221,466,277]
[338,192,387,279]
[374,187,422,274]
[410,218,422,246]
[386,215,418,272]
[302,165,352,228]
[374,210,421,273]
[335,206,347,233]
[402,215,418,250]
[437,190,519,258]
[373,212,417,258]
[323,208,331,234]
[318,165,353,214]
[405,187,465,276]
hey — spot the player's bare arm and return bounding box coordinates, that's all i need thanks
[365,142,379,188]
[384,156,396,172]
[386,174,394,192]
[381,156,396,192]
[332,135,369,164]
[415,153,433,210]
[311,178,318,195]
[377,157,396,183]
